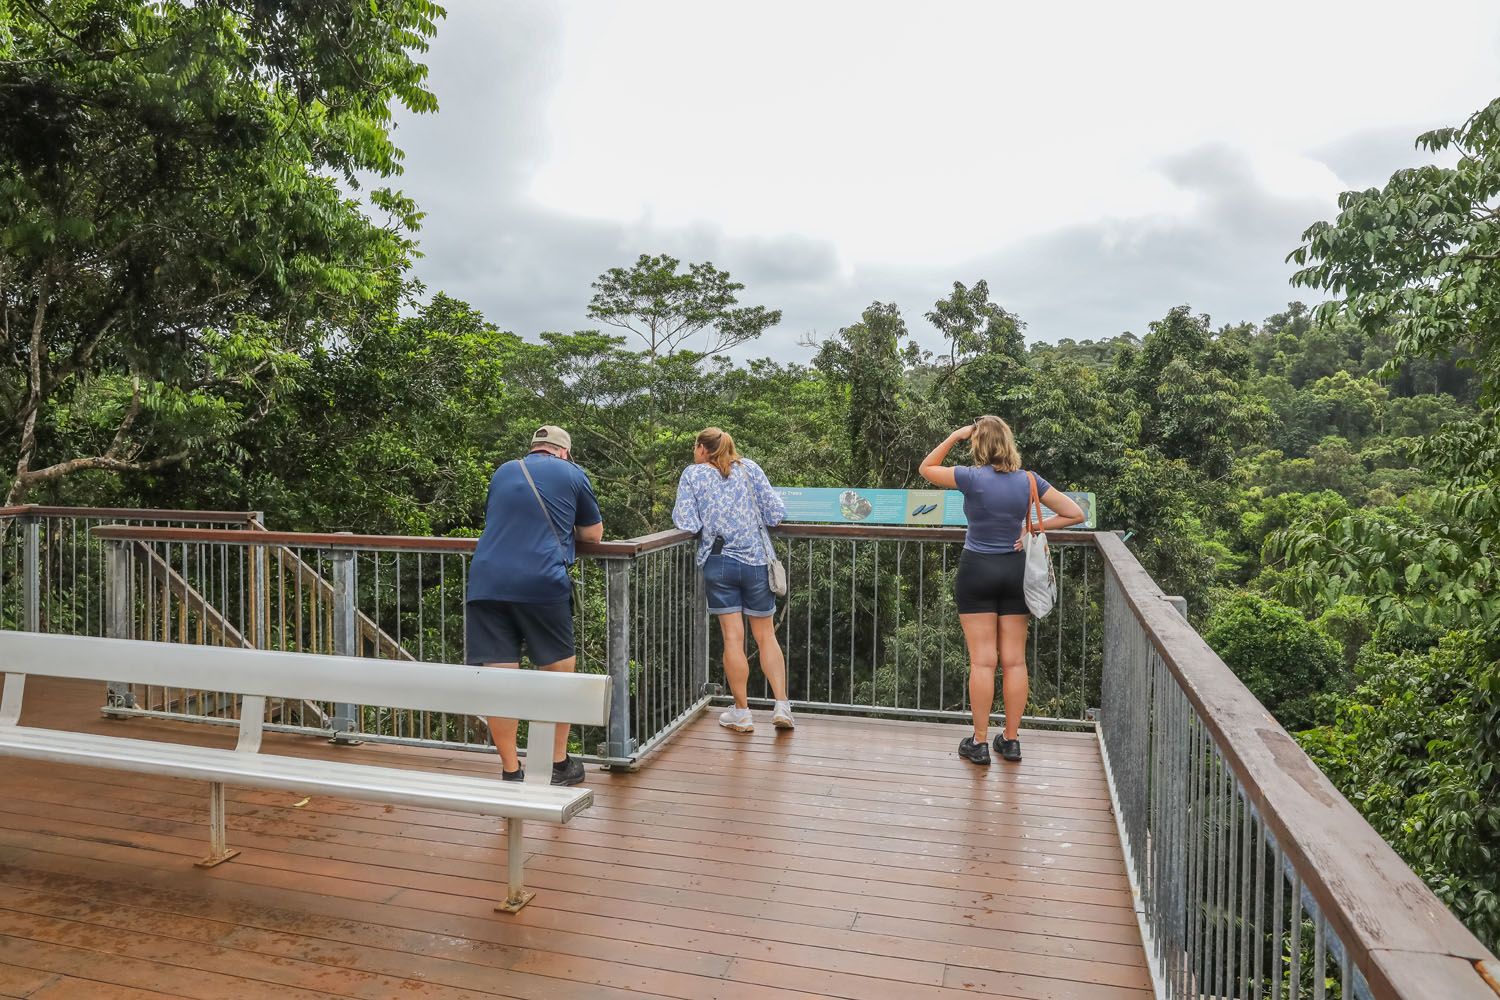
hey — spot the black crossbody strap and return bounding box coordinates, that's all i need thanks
[517,457,568,559]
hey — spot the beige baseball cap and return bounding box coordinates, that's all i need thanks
[531,425,572,452]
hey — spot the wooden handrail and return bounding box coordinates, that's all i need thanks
[89,524,697,558]
[1092,532,1500,999]
[0,504,260,523]
[772,523,1097,545]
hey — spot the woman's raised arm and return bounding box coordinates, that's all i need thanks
[918,425,974,489]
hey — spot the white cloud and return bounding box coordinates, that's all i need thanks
[393,0,1500,354]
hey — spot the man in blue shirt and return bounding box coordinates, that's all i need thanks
[466,425,603,786]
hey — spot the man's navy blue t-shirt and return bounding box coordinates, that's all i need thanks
[467,452,602,604]
[952,466,1051,554]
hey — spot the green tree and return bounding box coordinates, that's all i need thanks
[1291,96,1500,394]
[0,0,441,506]
[586,253,781,359]
[925,279,1029,429]
[1202,592,1345,730]
[1298,630,1500,951]
[1110,306,1269,479]
[813,302,922,488]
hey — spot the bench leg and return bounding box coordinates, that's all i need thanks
[195,781,240,868]
[494,817,534,913]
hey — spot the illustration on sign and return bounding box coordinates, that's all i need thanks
[776,487,1096,529]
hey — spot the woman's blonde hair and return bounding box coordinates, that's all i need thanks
[696,426,742,478]
[971,415,1022,472]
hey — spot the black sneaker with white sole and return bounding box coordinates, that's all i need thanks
[959,736,991,765]
[993,735,1022,762]
[551,754,585,786]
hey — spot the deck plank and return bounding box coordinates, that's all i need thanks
[1,676,1151,998]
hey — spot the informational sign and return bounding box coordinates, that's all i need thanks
[776,486,1096,529]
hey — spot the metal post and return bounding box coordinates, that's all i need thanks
[691,572,710,698]
[494,817,534,913]
[329,543,360,743]
[194,780,239,868]
[104,540,136,710]
[22,515,40,632]
[603,559,635,765]
[249,543,268,651]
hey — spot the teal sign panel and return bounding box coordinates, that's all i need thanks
[775,487,1096,529]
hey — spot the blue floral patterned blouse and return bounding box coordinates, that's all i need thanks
[671,458,786,566]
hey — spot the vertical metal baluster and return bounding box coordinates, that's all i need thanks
[870,540,879,707]
[1241,796,1254,998]
[1223,767,1238,999]
[940,545,947,709]
[635,557,643,746]
[1148,655,1162,972]
[1272,846,1285,1000]
[849,540,856,705]
[1255,810,1267,1000]
[1289,871,1303,999]
[827,541,834,703]
[69,517,76,634]
[1056,546,1064,715]
[416,551,427,739]
[1181,690,1197,998]
[916,541,924,711]
[1081,549,1090,716]
[893,542,901,708]
[1204,743,1220,995]
[1312,911,1326,1000]
[1168,682,1184,997]
[804,538,812,702]
[1339,939,1351,1000]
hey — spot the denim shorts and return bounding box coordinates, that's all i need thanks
[702,554,775,617]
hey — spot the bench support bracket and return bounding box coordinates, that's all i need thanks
[494,817,534,913]
[195,781,240,868]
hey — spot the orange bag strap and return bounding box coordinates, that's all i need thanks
[1026,472,1044,536]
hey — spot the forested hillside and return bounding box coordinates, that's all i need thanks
[3,0,1496,950]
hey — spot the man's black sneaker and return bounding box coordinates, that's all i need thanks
[993,735,1023,762]
[959,736,991,766]
[501,767,524,782]
[551,754,585,786]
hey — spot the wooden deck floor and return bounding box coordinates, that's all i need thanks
[0,678,1150,999]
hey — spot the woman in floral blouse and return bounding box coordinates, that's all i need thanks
[671,427,794,733]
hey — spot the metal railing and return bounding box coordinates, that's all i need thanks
[4,506,1497,999]
[1095,531,1499,1000]
[0,506,261,636]
[86,523,708,768]
[735,524,1103,727]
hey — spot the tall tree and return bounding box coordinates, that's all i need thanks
[1291,96,1500,396]
[813,302,919,488]
[925,279,1029,427]
[586,254,781,359]
[0,0,441,506]
[1110,306,1268,479]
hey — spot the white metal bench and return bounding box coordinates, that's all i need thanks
[0,631,611,912]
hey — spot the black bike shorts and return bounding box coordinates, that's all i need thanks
[953,549,1029,616]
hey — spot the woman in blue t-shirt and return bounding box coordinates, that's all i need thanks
[919,416,1085,766]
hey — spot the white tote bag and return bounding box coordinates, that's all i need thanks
[760,523,788,597]
[1020,471,1057,617]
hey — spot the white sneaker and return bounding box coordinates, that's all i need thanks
[719,707,754,733]
[772,701,796,729]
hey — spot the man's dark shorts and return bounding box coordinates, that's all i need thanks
[465,599,574,665]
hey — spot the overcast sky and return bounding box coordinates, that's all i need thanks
[384,0,1500,360]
